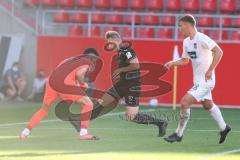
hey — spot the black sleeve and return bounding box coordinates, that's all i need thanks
[120,48,137,63]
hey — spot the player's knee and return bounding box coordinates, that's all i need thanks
[180,100,190,109]
[202,102,213,110]
[79,96,93,106]
[41,105,50,112]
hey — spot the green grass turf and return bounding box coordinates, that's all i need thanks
[0,102,239,160]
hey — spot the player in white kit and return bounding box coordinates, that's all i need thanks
[164,14,231,144]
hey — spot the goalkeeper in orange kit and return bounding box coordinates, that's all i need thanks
[20,48,100,140]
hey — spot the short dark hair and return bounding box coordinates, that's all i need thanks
[179,14,196,26]
[83,48,99,57]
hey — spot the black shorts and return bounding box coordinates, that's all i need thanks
[107,80,141,107]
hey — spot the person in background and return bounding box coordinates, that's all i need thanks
[3,62,26,101]
[28,70,47,102]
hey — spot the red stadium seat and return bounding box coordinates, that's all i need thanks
[59,0,75,7]
[148,0,163,10]
[166,0,182,11]
[233,18,240,27]
[232,30,240,40]
[108,13,124,24]
[125,14,141,24]
[68,26,83,37]
[138,28,155,38]
[53,11,70,22]
[161,15,176,26]
[91,13,105,23]
[221,0,235,12]
[216,17,232,27]
[201,0,217,12]
[130,0,146,10]
[198,29,211,36]
[91,26,101,37]
[112,0,128,9]
[198,17,214,27]
[142,15,159,25]
[178,31,185,39]
[72,13,88,23]
[103,26,119,33]
[184,0,199,11]
[41,0,57,6]
[121,27,133,38]
[212,30,228,40]
[24,0,39,6]
[95,0,111,8]
[76,0,93,8]
[158,28,174,39]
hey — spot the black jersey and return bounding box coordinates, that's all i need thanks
[117,46,140,82]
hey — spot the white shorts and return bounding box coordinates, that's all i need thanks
[188,80,215,102]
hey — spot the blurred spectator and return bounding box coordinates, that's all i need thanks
[3,62,26,101]
[28,70,47,102]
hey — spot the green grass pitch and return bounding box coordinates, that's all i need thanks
[0,102,239,160]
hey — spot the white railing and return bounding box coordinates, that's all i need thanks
[0,0,239,42]
[42,10,240,42]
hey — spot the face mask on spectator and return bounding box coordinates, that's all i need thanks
[12,66,19,72]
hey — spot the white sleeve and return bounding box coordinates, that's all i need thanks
[181,40,189,58]
[200,34,216,50]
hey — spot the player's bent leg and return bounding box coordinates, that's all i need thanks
[201,99,231,144]
[77,96,99,140]
[164,93,196,143]
[19,104,50,140]
[129,107,168,137]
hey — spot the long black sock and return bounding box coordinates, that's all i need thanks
[132,113,165,126]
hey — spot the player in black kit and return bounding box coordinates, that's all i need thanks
[100,31,168,137]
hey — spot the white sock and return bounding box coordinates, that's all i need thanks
[22,128,30,136]
[209,104,226,131]
[175,108,190,137]
[80,128,88,136]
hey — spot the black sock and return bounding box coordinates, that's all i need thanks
[132,113,165,126]
[90,101,104,120]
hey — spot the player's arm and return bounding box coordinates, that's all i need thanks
[112,57,139,80]
[205,44,223,81]
[76,65,89,86]
[120,58,140,72]
[164,58,189,69]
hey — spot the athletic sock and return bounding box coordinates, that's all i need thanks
[27,108,48,130]
[175,108,190,137]
[209,104,226,131]
[21,128,30,136]
[90,101,104,119]
[80,128,88,136]
[132,113,165,125]
[80,104,93,129]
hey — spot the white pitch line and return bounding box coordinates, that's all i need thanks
[200,148,240,160]
[0,109,155,128]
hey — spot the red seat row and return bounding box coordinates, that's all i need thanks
[24,0,240,12]
[53,11,240,28]
[68,26,240,41]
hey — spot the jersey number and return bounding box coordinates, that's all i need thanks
[187,51,197,59]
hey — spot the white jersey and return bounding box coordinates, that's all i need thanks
[182,32,217,84]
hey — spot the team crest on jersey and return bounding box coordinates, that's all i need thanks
[194,43,197,49]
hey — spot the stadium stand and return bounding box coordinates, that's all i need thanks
[2,0,239,41]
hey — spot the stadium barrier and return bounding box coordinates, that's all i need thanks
[37,36,240,106]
